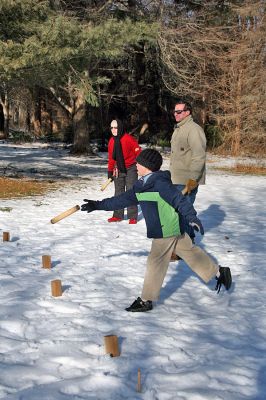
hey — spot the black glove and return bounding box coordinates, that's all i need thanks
[81,199,98,213]
[108,171,114,181]
[189,217,204,235]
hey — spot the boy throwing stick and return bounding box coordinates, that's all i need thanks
[81,149,232,312]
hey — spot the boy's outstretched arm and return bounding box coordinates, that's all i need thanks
[81,189,138,213]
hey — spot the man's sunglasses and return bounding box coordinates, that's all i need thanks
[174,110,186,114]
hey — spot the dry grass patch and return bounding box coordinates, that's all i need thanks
[0,177,58,199]
[214,163,266,175]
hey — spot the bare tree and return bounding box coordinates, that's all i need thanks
[158,20,229,125]
[158,0,266,155]
[217,1,266,155]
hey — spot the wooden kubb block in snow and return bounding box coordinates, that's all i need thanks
[42,255,51,269]
[42,255,52,269]
[104,335,120,357]
[51,279,62,297]
[137,368,141,392]
[3,232,10,242]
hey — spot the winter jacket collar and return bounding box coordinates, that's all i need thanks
[135,170,171,192]
[175,115,193,129]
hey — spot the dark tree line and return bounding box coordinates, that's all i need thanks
[0,0,265,155]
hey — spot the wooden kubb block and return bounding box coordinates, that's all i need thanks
[104,335,120,357]
[51,279,62,297]
[137,368,141,392]
[3,232,10,242]
[42,255,51,269]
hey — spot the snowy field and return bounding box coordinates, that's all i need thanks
[0,142,266,400]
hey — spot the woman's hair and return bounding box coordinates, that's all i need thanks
[113,118,124,137]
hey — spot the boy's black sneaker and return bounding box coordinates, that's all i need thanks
[215,266,232,293]
[125,297,153,312]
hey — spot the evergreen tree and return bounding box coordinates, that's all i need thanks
[0,0,157,151]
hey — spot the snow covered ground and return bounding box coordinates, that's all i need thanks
[0,142,266,400]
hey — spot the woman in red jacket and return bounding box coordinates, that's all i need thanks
[107,119,141,224]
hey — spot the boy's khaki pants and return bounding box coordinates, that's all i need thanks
[141,233,218,301]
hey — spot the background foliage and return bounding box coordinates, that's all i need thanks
[0,0,265,155]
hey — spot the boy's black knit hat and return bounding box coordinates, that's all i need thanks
[136,149,163,172]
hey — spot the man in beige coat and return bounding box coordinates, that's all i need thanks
[170,99,206,241]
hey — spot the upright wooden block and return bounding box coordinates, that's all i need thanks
[51,279,62,297]
[104,335,120,357]
[42,255,51,269]
[3,232,10,242]
[137,368,141,392]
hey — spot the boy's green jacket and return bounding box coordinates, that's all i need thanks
[94,171,198,239]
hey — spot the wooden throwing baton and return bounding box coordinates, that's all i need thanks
[50,205,80,224]
[100,178,113,192]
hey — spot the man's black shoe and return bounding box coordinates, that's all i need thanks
[125,297,153,312]
[215,266,232,293]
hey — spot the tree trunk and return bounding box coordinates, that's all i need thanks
[231,69,242,156]
[0,105,4,134]
[0,92,10,138]
[32,91,41,136]
[71,92,90,154]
